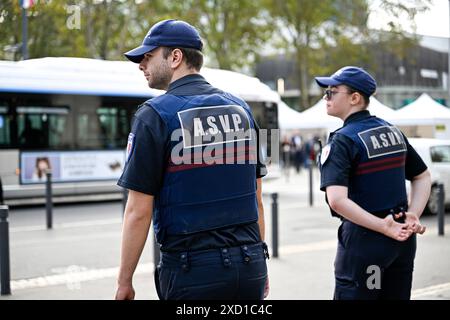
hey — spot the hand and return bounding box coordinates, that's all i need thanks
[382,215,413,241]
[115,284,135,300]
[394,211,426,235]
[264,276,270,299]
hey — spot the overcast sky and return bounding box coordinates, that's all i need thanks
[368,0,450,38]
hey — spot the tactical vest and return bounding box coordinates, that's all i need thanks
[148,92,259,243]
[330,116,408,214]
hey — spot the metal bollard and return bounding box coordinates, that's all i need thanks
[46,171,53,229]
[309,160,313,207]
[0,176,4,205]
[0,205,11,295]
[271,193,279,258]
[437,183,445,236]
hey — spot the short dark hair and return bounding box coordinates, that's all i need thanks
[162,47,203,71]
[345,85,370,107]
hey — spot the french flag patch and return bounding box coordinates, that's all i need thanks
[21,0,35,9]
[126,133,135,163]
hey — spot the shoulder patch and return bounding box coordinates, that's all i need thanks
[126,133,135,163]
[320,144,331,165]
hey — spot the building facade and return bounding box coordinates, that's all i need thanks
[255,35,449,110]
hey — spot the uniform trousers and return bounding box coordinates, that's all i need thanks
[155,242,268,300]
[334,220,416,300]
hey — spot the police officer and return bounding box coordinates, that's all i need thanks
[315,66,431,300]
[114,19,269,300]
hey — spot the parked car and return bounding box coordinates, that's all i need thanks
[408,138,450,215]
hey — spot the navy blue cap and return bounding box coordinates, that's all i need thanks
[315,66,377,97]
[124,19,203,63]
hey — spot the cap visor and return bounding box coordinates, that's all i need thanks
[124,45,157,63]
[315,77,342,88]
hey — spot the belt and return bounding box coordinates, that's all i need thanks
[371,205,407,222]
[159,242,269,271]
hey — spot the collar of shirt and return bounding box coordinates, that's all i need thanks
[343,110,371,126]
[167,73,220,96]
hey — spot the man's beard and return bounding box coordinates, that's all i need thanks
[148,62,172,90]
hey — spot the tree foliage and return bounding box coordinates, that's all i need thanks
[0,0,432,106]
[129,0,273,70]
[265,0,431,109]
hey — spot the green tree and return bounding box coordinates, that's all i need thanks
[1,1,84,59]
[0,0,431,89]
[134,0,273,71]
[0,0,162,61]
[266,0,431,110]
[266,0,373,109]
[0,0,25,60]
[83,0,156,60]
[192,0,272,70]
[370,0,432,63]
[27,1,76,58]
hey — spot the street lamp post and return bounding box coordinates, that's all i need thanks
[21,7,28,60]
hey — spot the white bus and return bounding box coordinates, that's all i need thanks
[0,57,280,205]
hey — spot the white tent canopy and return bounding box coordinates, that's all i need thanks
[368,97,396,119]
[276,93,450,139]
[389,93,450,125]
[280,96,395,131]
[300,99,342,131]
[388,93,450,139]
[278,100,305,130]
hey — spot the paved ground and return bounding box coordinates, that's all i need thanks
[1,167,450,300]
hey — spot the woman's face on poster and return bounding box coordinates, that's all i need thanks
[37,160,49,171]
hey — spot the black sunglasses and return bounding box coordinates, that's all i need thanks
[323,89,353,100]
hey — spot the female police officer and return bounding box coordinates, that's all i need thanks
[114,19,269,300]
[315,66,431,300]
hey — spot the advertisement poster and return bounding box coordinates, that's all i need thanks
[20,150,125,184]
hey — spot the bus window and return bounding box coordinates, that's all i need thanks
[18,113,46,148]
[17,106,69,149]
[0,106,10,147]
[77,112,103,149]
[99,97,140,148]
[97,107,118,149]
[118,108,130,147]
[77,106,130,149]
[104,107,131,148]
[49,113,68,148]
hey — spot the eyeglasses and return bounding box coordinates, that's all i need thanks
[323,89,351,100]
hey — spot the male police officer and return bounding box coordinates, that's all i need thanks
[315,66,431,300]
[115,19,269,300]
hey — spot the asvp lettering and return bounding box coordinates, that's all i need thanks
[178,104,251,148]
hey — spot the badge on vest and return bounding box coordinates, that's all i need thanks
[320,144,331,165]
[357,125,406,159]
[177,105,252,148]
[126,132,135,163]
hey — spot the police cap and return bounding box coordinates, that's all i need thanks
[315,66,377,97]
[124,19,203,63]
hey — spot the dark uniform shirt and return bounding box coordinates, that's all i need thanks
[118,74,267,252]
[320,110,427,192]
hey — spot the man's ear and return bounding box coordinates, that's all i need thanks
[170,48,183,69]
